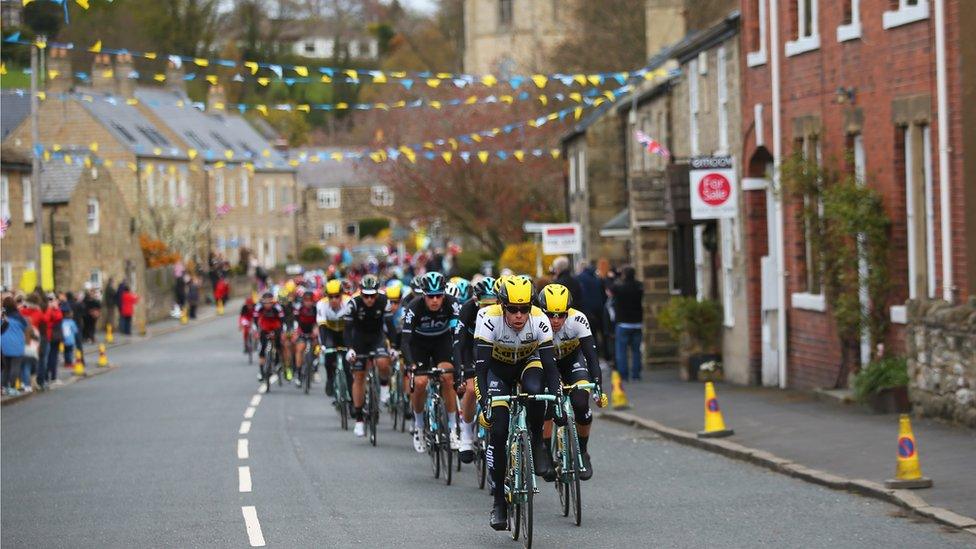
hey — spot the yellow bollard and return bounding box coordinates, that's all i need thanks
[180,306,188,325]
[14,377,22,390]
[697,382,734,438]
[885,414,933,489]
[59,341,65,353]
[73,349,86,376]
[98,344,108,367]
[217,299,225,316]
[610,370,630,409]
[105,323,114,343]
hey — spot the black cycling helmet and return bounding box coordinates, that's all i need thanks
[261,291,274,300]
[420,271,446,295]
[360,274,380,295]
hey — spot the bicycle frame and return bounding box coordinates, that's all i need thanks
[557,382,595,475]
[489,393,557,503]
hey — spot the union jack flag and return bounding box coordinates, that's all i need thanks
[635,130,671,159]
[0,216,9,238]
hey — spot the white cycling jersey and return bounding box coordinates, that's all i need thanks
[474,304,553,364]
[552,308,592,360]
[316,296,351,332]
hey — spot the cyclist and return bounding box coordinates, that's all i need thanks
[401,272,461,453]
[291,289,319,388]
[474,276,562,530]
[537,283,607,481]
[239,296,255,354]
[253,291,285,382]
[343,274,393,438]
[279,284,297,381]
[400,275,424,311]
[453,278,473,306]
[384,282,404,351]
[453,276,496,463]
[317,279,350,397]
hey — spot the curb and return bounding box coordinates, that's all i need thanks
[1,304,234,407]
[598,410,976,535]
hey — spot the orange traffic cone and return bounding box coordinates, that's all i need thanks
[697,381,734,438]
[885,414,933,489]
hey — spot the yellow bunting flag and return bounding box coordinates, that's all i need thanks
[465,95,478,105]
[206,75,218,85]
[569,92,582,103]
[294,66,309,77]
[320,75,333,83]
[448,138,459,150]
[478,151,489,164]
[188,149,198,160]
[574,107,584,120]
[145,52,157,60]
[194,58,209,67]
[587,75,601,86]
[500,95,514,104]
[88,40,101,53]
[224,149,234,160]
[538,95,548,106]
[482,74,497,87]
[372,72,387,84]
[36,91,46,101]
[152,147,162,156]
[430,101,442,110]
[531,75,548,88]
[255,105,268,116]
[0,63,6,76]
[214,161,226,169]
[126,98,138,106]
[345,69,358,80]
[336,102,348,110]
[297,104,310,113]
[514,150,525,162]
[75,0,89,9]
[471,134,482,143]
[330,152,344,162]
[47,69,59,80]
[244,61,259,75]
[257,77,270,86]
[573,74,587,86]
[441,152,452,164]
[426,78,441,88]
[102,69,114,79]
[154,73,166,82]
[550,149,561,159]
[89,142,98,152]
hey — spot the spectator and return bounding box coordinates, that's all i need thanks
[118,282,138,335]
[214,275,230,306]
[61,309,80,370]
[1,296,28,395]
[19,294,46,389]
[64,292,87,356]
[103,277,117,331]
[577,261,608,359]
[174,272,187,319]
[43,293,64,386]
[82,288,101,344]
[611,266,644,382]
[551,256,583,307]
[187,276,200,319]
[23,322,40,391]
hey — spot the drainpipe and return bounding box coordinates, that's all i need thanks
[770,0,788,388]
[934,0,953,302]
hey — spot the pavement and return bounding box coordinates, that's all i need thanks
[602,368,976,525]
[2,314,974,547]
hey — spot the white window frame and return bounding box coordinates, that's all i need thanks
[747,0,768,67]
[168,169,177,207]
[716,46,729,155]
[240,171,249,207]
[688,59,700,156]
[720,217,735,327]
[215,170,225,206]
[0,174,10,220]
[693,225,706,301]
[86,198,100,234]
[883,0,929,29]
[568,149,578,195]
[370,185,394,207]
[322,222,338,240]
[317,188,340,209]
[146,168,157,207]
[22,175,34,223]
[89,269,103,288]
[791,291,827,312]
[754,103,765,147]
[228,171,236,207]
[904,124,937,300]
[837,0,862,42]
[1,262,12,290]
[785,0,820,57]
[267,184,276,210]
[178,169,188,207]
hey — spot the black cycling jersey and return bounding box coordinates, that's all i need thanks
[401,294,459,367]
[342,293,389,340]
[452,299,480,369]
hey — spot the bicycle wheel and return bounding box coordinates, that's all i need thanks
[440,406,453,485]
[247,334,253,364]
[510,431,521,541]
[430,424,441,479]
[566,419,582,526]
[303,350,312,394]
[476,435,487,490]
[555,428,569,517]
[368,376,378,446]
[518,430,534,548]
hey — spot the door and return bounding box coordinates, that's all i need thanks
[760,186,779,387]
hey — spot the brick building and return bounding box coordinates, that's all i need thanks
[462,0,577,75]
[1,148,35,291]
[739,0,976,389]
[294,148,395,252]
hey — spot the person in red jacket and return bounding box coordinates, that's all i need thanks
[214,276,230,307]
[119,285,139,335]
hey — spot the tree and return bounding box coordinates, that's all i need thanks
[549,0,647,73]
[137,204,212,266]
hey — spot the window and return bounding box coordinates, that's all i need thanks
[370,185,394,207]
[568,148,577,195]
[688,58,700,156]
[255,183,263,213]
[179,169,189,207]
[747,0,767,66]
[902,123,937,299]
[110,122,137,143]
[1,174,9,220]
[146,168,157,207]
[266,184,276,210]
[345,222,359,238]
[228,172,236,207]
[89,269,102,288]
[785,0,820,57]
[22,176,33,223]
[215,171,225,206]
[349,40,359,57]
[498,0,513,29]
[168,169,177,207]
[322,223,338,240]
[240,172,249,207]
[837,0,862,41]
[317,189,340,209]
[883,0,928,29]
[570,148,586,196]
[716,46,729,155]
[304,41,315,54]
[86,198,100,234]
[1,262,12,290]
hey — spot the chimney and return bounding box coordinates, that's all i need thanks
[645,0,686,58]
[206,84,227,113]
[46,47,73,94]
[117,53,135,98]
[90,53,118,95]
[165,60,185,94]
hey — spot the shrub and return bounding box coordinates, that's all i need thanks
[656,296,722,350]
[454,249,493,278]
[498,242,558,277]
[358,217,390,238]
[853,356,908,401]
[299,245,326,263]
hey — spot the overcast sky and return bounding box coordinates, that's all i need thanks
[399,0,437,14]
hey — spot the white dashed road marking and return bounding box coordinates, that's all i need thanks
[239,421,251,435]
[241,506,266,547]
[244,406,256,419]
[239,466,252,492]
[238,439,249,459]
[250,394,262,406]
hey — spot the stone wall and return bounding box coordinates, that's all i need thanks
[906,298,976,427]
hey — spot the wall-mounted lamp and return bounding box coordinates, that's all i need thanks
[835,86,856,105]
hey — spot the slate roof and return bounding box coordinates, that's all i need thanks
[212,113,291,171]
[1,90,31,140]
[76,91,187,160]
[39,155,86,203]
[291,148,372,189]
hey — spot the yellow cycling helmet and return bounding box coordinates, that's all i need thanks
[386,282,403,300]
[538,284,571,314]
[492,275,509,295]
[497,275,534,305]
[325,279,343,296]
[284,280,297,295]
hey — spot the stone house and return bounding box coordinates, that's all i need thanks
[1,147,35,291]
[294,148,395,252]
[560,104,629,266]
[739,0,976,391]
[462,0,577,75]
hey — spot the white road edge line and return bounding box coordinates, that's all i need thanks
[250,394,262,406]
[257,384,267,394]
[244,407,256,419]
[238,466,252,492]
[238,438,249,460]
[241,506,266,547]
[239,421,251,435]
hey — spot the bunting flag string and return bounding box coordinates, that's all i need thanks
[1,34,671,90]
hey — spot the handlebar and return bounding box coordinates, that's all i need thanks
[321,346,348,354]
[562,382,596,392]
[489,393,557,405]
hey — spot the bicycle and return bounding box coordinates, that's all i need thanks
[552,382,596,526]
[489,392,558,548]
[322,346,351,430]
[241,320,255,364]
[388,355,409,432]
[260,331,281,394]
[363,351,381,447]
[412,366,453,485]
[296,334,316,394]
[473,402,489,490]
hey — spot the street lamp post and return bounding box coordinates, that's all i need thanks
[29,38,45,272]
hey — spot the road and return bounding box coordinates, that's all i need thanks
[2,315,971,548]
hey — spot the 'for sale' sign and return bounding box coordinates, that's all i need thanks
[689,156,737,220]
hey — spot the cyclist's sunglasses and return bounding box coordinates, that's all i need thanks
[504,305,531,315]
[545,311,568,319]
[389,299,400,304]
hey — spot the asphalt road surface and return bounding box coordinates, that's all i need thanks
[2,315,971,548]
